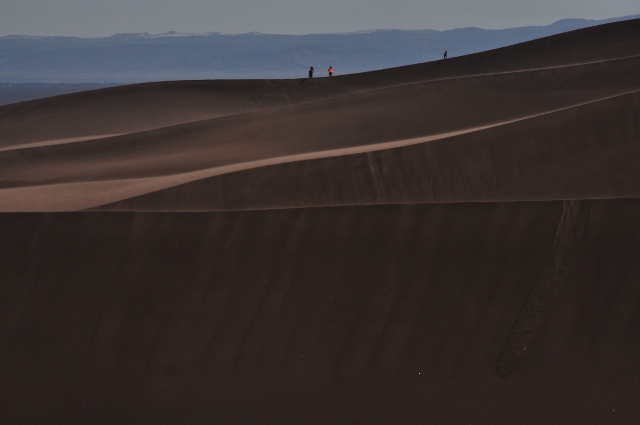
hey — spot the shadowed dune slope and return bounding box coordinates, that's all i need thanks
[2,201,640,423]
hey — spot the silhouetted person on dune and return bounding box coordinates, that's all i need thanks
[444,51,448,59]
[309,66,314,78]
[328,66,333,77]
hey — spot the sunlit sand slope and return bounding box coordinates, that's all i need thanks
[98,90,640,211]
[1,52,639,211]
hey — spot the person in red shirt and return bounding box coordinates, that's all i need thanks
[328,66,333,77]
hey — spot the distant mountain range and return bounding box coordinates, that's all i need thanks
[1,14,638,84]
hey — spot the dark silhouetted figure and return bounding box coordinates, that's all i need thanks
[309,66,314,78]
[444,51,448,59]
[328,66,333,77]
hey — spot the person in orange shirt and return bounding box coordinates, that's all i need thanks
[328,66,333,77]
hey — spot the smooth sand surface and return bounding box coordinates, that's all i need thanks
[1,56,639,211]
[2,201,640,423]
[1,19,640,423]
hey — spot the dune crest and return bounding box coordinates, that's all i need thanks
[1,55,640,211]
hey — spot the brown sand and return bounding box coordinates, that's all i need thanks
[1,19,640,423]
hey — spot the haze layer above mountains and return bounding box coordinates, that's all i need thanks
[1,14,639,87]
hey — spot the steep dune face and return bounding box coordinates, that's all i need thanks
[2,19,640,424]
[2,201,640,423]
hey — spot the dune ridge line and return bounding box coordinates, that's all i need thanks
[1,89,638,212]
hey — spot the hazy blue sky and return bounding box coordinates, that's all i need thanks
[1,0,638,37]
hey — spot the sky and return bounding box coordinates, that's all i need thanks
[1,0,638,37]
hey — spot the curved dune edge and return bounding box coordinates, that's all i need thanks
[0,126,506,212]
[2,55,635,151]
[96,90,640,211]
[342,54,640,100]
[92,88,640,211]
[0,134,122,153]
[4,53,639,154]
[1,89,636,212]
[3,55,639,194]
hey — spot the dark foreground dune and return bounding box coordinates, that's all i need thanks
[2,201,640,423]
[1,19,640,423]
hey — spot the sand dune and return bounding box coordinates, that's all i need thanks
[1,55,639,211]
[2,89,639,212]
[2,201,640,423]
[1,17,638,148]
[1,18,640,423]
[0,134,121,153]
[95,91,640,211]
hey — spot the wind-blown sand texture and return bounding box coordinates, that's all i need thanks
[1,19,640,423]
